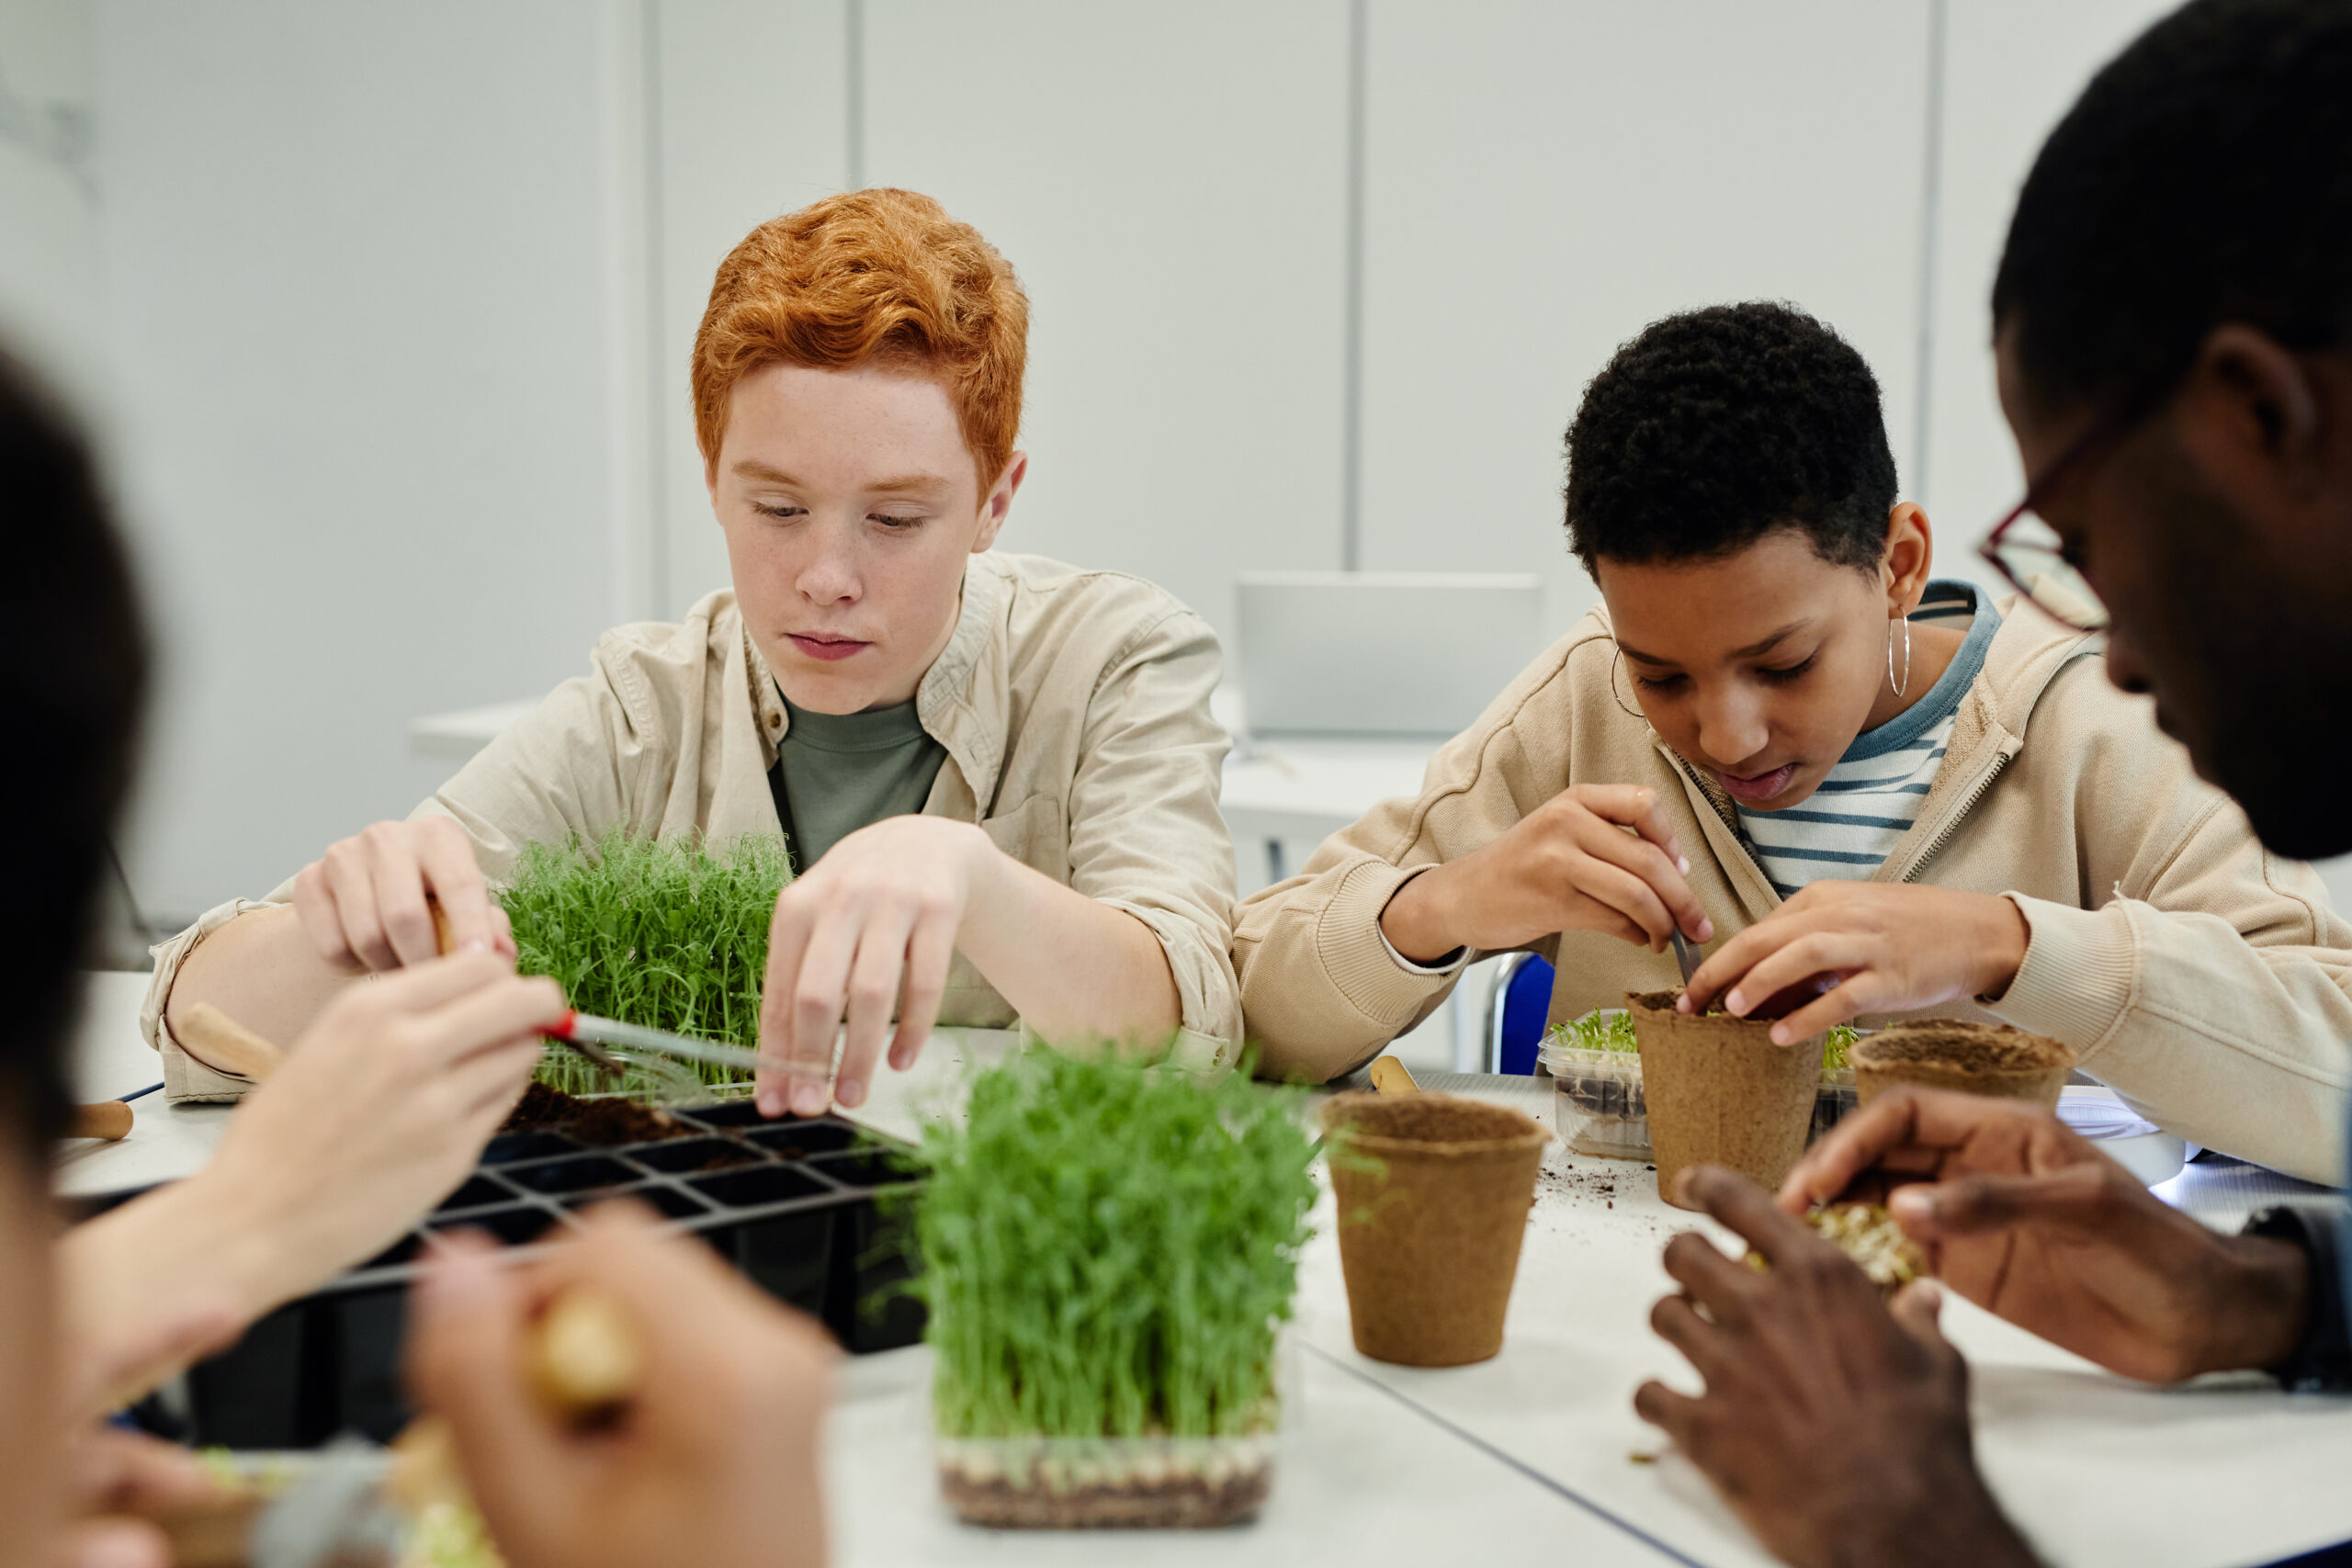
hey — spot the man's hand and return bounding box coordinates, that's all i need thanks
[1635,1167,2041,1568]
[290,817,514,973]
[1679,883,2029,1043]
[1378,784,1713,964]
[759,815,992,1117]
[410,1203,833,1568]
[1782,1088,2311,1382]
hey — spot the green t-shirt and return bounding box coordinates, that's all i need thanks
[766,693,949,872]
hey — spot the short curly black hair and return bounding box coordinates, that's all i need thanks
[1995,0,2352,423]
[1564,302,1896,575]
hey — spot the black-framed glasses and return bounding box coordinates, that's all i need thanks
[1976,414,2124,632]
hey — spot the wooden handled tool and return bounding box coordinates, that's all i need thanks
[177,1001,288,1083]
[1368,1055,1419,1094]
[70,1100,135,1140]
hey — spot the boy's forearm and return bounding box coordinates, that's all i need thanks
[956,848,1183,1049]
[165,904,356,1066]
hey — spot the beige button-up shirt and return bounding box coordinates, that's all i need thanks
[145,551,1242,1098]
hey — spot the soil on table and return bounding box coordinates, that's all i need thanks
[941,1464,1270,1529]
[501,1082,692,1146]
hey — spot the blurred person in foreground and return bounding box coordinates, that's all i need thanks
[0,355,832,1568]
[157,188,1241,1122]
[1634,3,2352,1565]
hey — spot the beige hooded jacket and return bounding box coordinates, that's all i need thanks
[1234,596,2352,1182]
[146,552,1242,1098]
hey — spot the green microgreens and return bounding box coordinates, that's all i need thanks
[914,1048,1318,1441]
[1544,1010,1857,1071]
[498,829,790,1096]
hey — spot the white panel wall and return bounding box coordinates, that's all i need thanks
[1360,1,1934,640]
[851,0,1351,647]
[0,0,98,408]
[1917,0,2181,576]
[93,0,648,921]
[653,0,849,614]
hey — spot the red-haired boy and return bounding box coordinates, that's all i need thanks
[154,189,1239,1114]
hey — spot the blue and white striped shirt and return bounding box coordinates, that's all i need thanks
[1737,581,1996,900]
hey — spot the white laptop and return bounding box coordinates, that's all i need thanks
[1235,571,1544,738]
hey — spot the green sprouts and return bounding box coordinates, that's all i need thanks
[1545,1010,1858,1071]
[915,1049,1317,1441]
[500,830,789,1095]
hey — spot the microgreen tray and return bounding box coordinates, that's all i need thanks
[86,1101,925,1449]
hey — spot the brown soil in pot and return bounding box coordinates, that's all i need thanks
[1628,989,1820,1212]
[1321,1091,1549,1367]
[501,1082,690,1145]
[1850,1021,2074,1110]
[941,1462,1270,1529]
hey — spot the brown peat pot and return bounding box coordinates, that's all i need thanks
[1320,1092,1548,1368]
[1850,1021,2075,1110]
[1627,989,1821,1212]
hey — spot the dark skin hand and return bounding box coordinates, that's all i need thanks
[1636,1166,2042,1568]
[1781,1088,2311,1383]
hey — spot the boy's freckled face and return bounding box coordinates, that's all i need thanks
[708,361,1014,715]
[1597,531,1891,811]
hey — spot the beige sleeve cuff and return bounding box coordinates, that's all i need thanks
[1095,897,1244,1067]
[141,896,284,1103]
[1319,860,1465,1032]
[1988,893,2138,1062]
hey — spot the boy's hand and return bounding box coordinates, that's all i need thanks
[1635,1167,2041,1568]
[291,817,514,972]
[410,1204,833,1568]
[1378,784,1712,964]
[1782,1088,2312,1382]
[758,815,992,1117]
[1678,883,2027,1042]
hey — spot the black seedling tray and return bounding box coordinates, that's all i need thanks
[97,1103,925,1449]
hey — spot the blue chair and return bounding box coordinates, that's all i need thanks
[1481,953,1556,1076]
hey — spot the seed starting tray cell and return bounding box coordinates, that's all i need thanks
[165,1106,925,1450]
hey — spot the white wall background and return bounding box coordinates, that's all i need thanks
[29,0,2352,927]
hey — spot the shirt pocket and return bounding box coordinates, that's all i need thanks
[978,793,1070,886]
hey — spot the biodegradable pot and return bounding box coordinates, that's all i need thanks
[1627,989,1821,1212]
[1850,1021,2075,1111]
[1321,1092,1549,1368]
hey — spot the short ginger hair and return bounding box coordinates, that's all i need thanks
[692,188,1029,490]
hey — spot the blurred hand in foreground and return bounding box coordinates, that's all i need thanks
[65,954,562,1406]
[1635,1166,2041,1568]
[54,1427,224,1568]
[410,1201,835,1568]
[1781,1088,2310,1382]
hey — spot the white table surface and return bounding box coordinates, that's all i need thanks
[56,973,2352,1566]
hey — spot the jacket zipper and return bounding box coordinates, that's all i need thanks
[1896,750,2012,885]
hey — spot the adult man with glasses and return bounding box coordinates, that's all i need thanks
[1635,2,2352,1564]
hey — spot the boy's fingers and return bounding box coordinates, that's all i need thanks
[787,915,859,1117]
[416,821,499,955]
[1632,1378,1703,1444]
[1886,1165,2113,1242]
[1887,1278,1949,1350]
[835,912,915,1109]
[758,897,817,1116]
[888,917,956,1072]
[324,852,395,971]
[1576,820,1712,942]
[1582,784,1685,863]
[1755,981,1865,1047]
[368,829,441,967]
[1580,861,1678,951]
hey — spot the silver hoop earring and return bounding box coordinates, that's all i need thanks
[1887,616,1913,699]
[1610,645,1647,720]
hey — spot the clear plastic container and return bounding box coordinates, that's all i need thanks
[1541,1012,1858,1162]
[1541,1041,1652,1159]
[934,1432,1275,1529]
